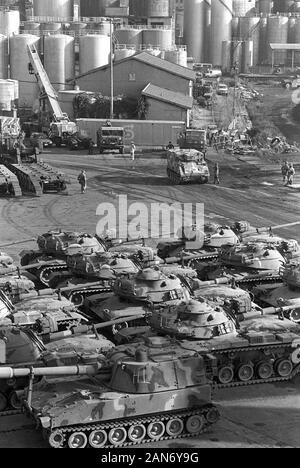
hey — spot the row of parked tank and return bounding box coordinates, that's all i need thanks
[1,220,300,448]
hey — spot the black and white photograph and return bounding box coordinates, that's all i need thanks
[0,0,299,452]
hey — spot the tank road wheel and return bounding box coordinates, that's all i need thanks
[166,418,184,437]
[40,270,53,286]
[48,430,65,449]
[8,391,22,410]
[0,392,8,411]
[71,293,84,307]
[275,359,293,378]
[218,366,234,384]
[256,361,273,380]
[147,421,165,440]
[186,415,205,434]
[205,407,220,425]
[67,432,88,449]
[128,424,147,443]
[108,427,127,446]
[89,429,107,448]
[237,363,254,382]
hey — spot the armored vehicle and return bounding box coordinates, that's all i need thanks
[167,149,210,185]
[7,337,219,448]
[149,298,300,387]
[0,275,36,304]
[0,165,22,197]
[109,243,162,268]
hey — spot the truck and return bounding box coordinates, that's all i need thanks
[97,126,125,154]
[177,128,207,155]
[27,44,78,146]
[281,77,300,89]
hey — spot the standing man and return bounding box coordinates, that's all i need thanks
[287,163,295,186]
[281,161,289,184]
[78,170,87,194]
[130,141,136,162]
[213,163,220,185]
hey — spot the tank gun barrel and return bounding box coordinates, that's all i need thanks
[196,278,231,287]
[0,364,102,379]
[163,252,218,264]
[0,239,35,248]
[0,261,63,276]
[262,305,300,315]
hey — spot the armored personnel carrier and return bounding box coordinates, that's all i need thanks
[5,338,219,448]
[19,231,106,286]
[149,298,300,388]
[157,223,239,261]
[166,149,210,185]
[85,267,191,332]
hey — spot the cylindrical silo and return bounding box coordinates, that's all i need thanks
[293,18,300,64]
[242,40,254,73]
[233,0,256,16]
[232,17,240,39]
[114,28,143,48]
[232,41,243,70]
[267,16,289,64]
[258,0,273,15]
[164,48,188,67]
[114,47,136,62]
[0,10,20,36]
[204,0,212,62]
[239,17,260,66]
[221,41,232,73]
[142,29,173,50]
[44,34,75,91]
[9,34,40,108]
[259,16,268,63]
[211,0,233,66]
[184,0,205,62]
[0,79,15,111]
[0,34,8,79]
[79,34,110,74]
[33,0,74,21]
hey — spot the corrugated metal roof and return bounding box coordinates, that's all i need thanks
[142,83,193,109]
[71,52,195,81]
[270,43,300,50]
[133,52,196,80]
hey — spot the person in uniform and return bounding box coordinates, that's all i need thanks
[78,170,87,194]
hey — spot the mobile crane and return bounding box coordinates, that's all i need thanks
[27,44,78,147]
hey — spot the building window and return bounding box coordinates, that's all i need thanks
[129,73,136,81]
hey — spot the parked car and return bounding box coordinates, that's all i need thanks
[30,132,53,148]
[216,84,229,96]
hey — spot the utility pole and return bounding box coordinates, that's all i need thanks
[110,18,114,120]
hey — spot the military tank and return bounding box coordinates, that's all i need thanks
[0,275,36,303]
[5,337,220,448]
[148,298,300,388]
[0,165,22,197]
[85,267,191,334]
[157,223,239,261]
[253,263,300,321]
[197,242,286,286]
[166,149,210,184]
[19,231,106,287]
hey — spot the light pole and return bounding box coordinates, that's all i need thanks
[110,18,114,120]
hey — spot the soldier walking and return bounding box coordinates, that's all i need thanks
[78,170,87,194]
[287,163,296,186]
[130,142,136,161]
[213,163,220,185]
[281,161,289,184]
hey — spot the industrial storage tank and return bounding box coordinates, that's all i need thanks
[44,34,75,91]
[258,0,273,14]
[221,40,232,73]
[0,34,7,79]
[233,0,256,16]
[183,0,205,63]
[242,40,254,73]
[211,0,233,66]
[33,0,74,21]
[204,0,211,62]
[259,16,268,63]
[164,48,188,67]
[114,46,136,61]
[9,34,40,108]
[0,9,19,36]
[79,34,110,74]
[0,79,16,111]
[267,16,289,64]
[239,17,260,66]
[114,28,142,48]
[293,18,300,64]
[142,28,173,49]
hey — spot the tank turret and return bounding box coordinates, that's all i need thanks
[8,336,219,448]
[0,275,36,303]
[109,244,161,268]
[219,243,285,271]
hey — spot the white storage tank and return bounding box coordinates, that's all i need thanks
[204,0,212,62]
[142,29,173,50]
[114,28,143,48]
[0,9,20,36]
[0,79,17,111]
[114,47,136,61]
[164,48,188,67]
[184,0,205,62]
[79,34,110,74]
[44,34,75,91]
[0,34,8,79]
[211,0,233,66]
[9,34,40,108]
[242,40,254,73]
[221,40,232,73]
[33,0,74,21]
[239,17,260,66]
[259,16,268,63]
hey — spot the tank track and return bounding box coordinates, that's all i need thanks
[38,264,68,286]
[0,165,22,197]
[167,169,208,185]
[42,405,219,449]
[7,164,43,196]
[206,341,300,389]
[0,409,23,418]
[66,286,113,307]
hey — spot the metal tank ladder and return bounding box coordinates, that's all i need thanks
[27,43,67,121]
